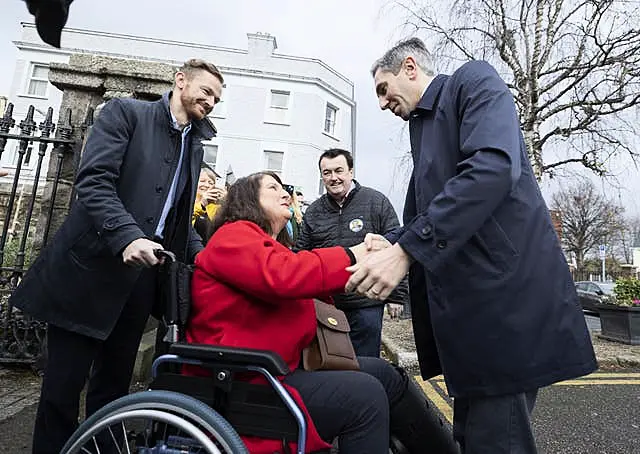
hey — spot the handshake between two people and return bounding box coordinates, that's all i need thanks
[346,233,412,305]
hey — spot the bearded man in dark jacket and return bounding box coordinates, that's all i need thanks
[10,59,223,454]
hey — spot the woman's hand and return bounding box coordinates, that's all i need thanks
[348,242,369,263]
[363,233,391,252]
[201,187,226,206]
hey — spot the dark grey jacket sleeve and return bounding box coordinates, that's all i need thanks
[378,193,401,234]
[74,98,146,256]
[187,226,204,263]
[294,215,313,252]
[386,276,409,305]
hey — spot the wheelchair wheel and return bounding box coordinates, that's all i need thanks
[61,390,248,454]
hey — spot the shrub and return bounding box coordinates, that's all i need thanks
[610,278,640,307]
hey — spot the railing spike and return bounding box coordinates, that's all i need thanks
[0,102,15,133]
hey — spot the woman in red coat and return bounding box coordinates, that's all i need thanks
[187,171,459,454]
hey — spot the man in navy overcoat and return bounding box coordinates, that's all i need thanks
[347,38,597,453]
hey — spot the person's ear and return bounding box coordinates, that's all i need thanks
[174,71,187,89]
[403,56,419,80]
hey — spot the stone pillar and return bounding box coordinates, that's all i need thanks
[34,54,176,249]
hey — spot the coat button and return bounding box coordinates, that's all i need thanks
[146,216,154,224]
[421,226,431,236]
[436,240,447,249]
[155,185,163,193]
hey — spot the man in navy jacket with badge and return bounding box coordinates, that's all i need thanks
[296,148,408,357]
[347,38,597,453]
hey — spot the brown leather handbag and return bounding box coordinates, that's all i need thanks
[302,300,360,371]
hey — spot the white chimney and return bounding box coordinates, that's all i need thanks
[247,32,277,57]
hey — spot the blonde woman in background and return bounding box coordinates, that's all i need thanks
[285,187,304,243]
[193,168,226,243]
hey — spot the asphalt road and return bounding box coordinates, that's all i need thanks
[1,370,638,453]
[418,370,640,454]
[0,314,631,454]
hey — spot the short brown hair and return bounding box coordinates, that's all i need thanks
[178,58,224,84]
[318,148,353,170]
[210,171,292,246]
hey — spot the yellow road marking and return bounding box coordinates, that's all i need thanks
[582,373,640,378]
[556,379,640,386]
[415,372,639,420]
[435,379,449,395]
[416,378,453,424]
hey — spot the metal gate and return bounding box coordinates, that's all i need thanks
[0,102,91,366]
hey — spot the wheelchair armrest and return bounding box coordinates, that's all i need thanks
[169,343,291,376]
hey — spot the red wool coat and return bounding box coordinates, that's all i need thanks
[187,220,352,453]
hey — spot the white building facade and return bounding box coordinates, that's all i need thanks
[4,24,356,200]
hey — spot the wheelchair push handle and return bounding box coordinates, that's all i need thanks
[154,248,176,264]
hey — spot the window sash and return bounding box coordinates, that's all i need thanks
[264,151,284,171]
[270,91,290,109]
[203,144,218,167]
[324,104,337,135]
[28,80,47,97]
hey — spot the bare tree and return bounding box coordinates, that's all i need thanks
[614,216,640,264]
[391,0,640,179]
[551,180,624,271]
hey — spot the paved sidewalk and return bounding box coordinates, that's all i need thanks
[0,367,41,422]
[381,316,640,373]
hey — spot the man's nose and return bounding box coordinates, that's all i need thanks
[379,96,389,110]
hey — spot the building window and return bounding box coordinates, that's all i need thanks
[210,86,228,118]
[203,143,218,168]
[324,103,338,136]
[265,90,290,125]
[27,64,49,97]
[264,150,284,177]
[11,144,34,168]
[210,99,226,118]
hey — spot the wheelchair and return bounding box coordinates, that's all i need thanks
[59,250,410,454]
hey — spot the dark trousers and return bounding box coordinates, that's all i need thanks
[453,389,538,454]
[32,269,157,454]
[284,356,405,454]
[342,305,385,357]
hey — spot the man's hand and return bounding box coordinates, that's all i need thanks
[122,238,164,267]
[363,233,391,252]
[387,303,404,319]
[0,169,9,178]
[348,242,369,263]
[346,243,411,301]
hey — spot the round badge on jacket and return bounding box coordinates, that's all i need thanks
[349,218,364,233]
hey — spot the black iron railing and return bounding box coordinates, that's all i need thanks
[0,101,92,365]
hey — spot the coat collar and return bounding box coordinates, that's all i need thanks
[160,91,217,140]
[414,74,449,113]
[324,180,362,211]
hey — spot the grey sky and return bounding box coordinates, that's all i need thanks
[1,0,638,219]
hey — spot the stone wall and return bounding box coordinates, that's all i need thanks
[30,54,178,252]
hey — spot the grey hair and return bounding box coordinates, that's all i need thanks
[371,37,435,77]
